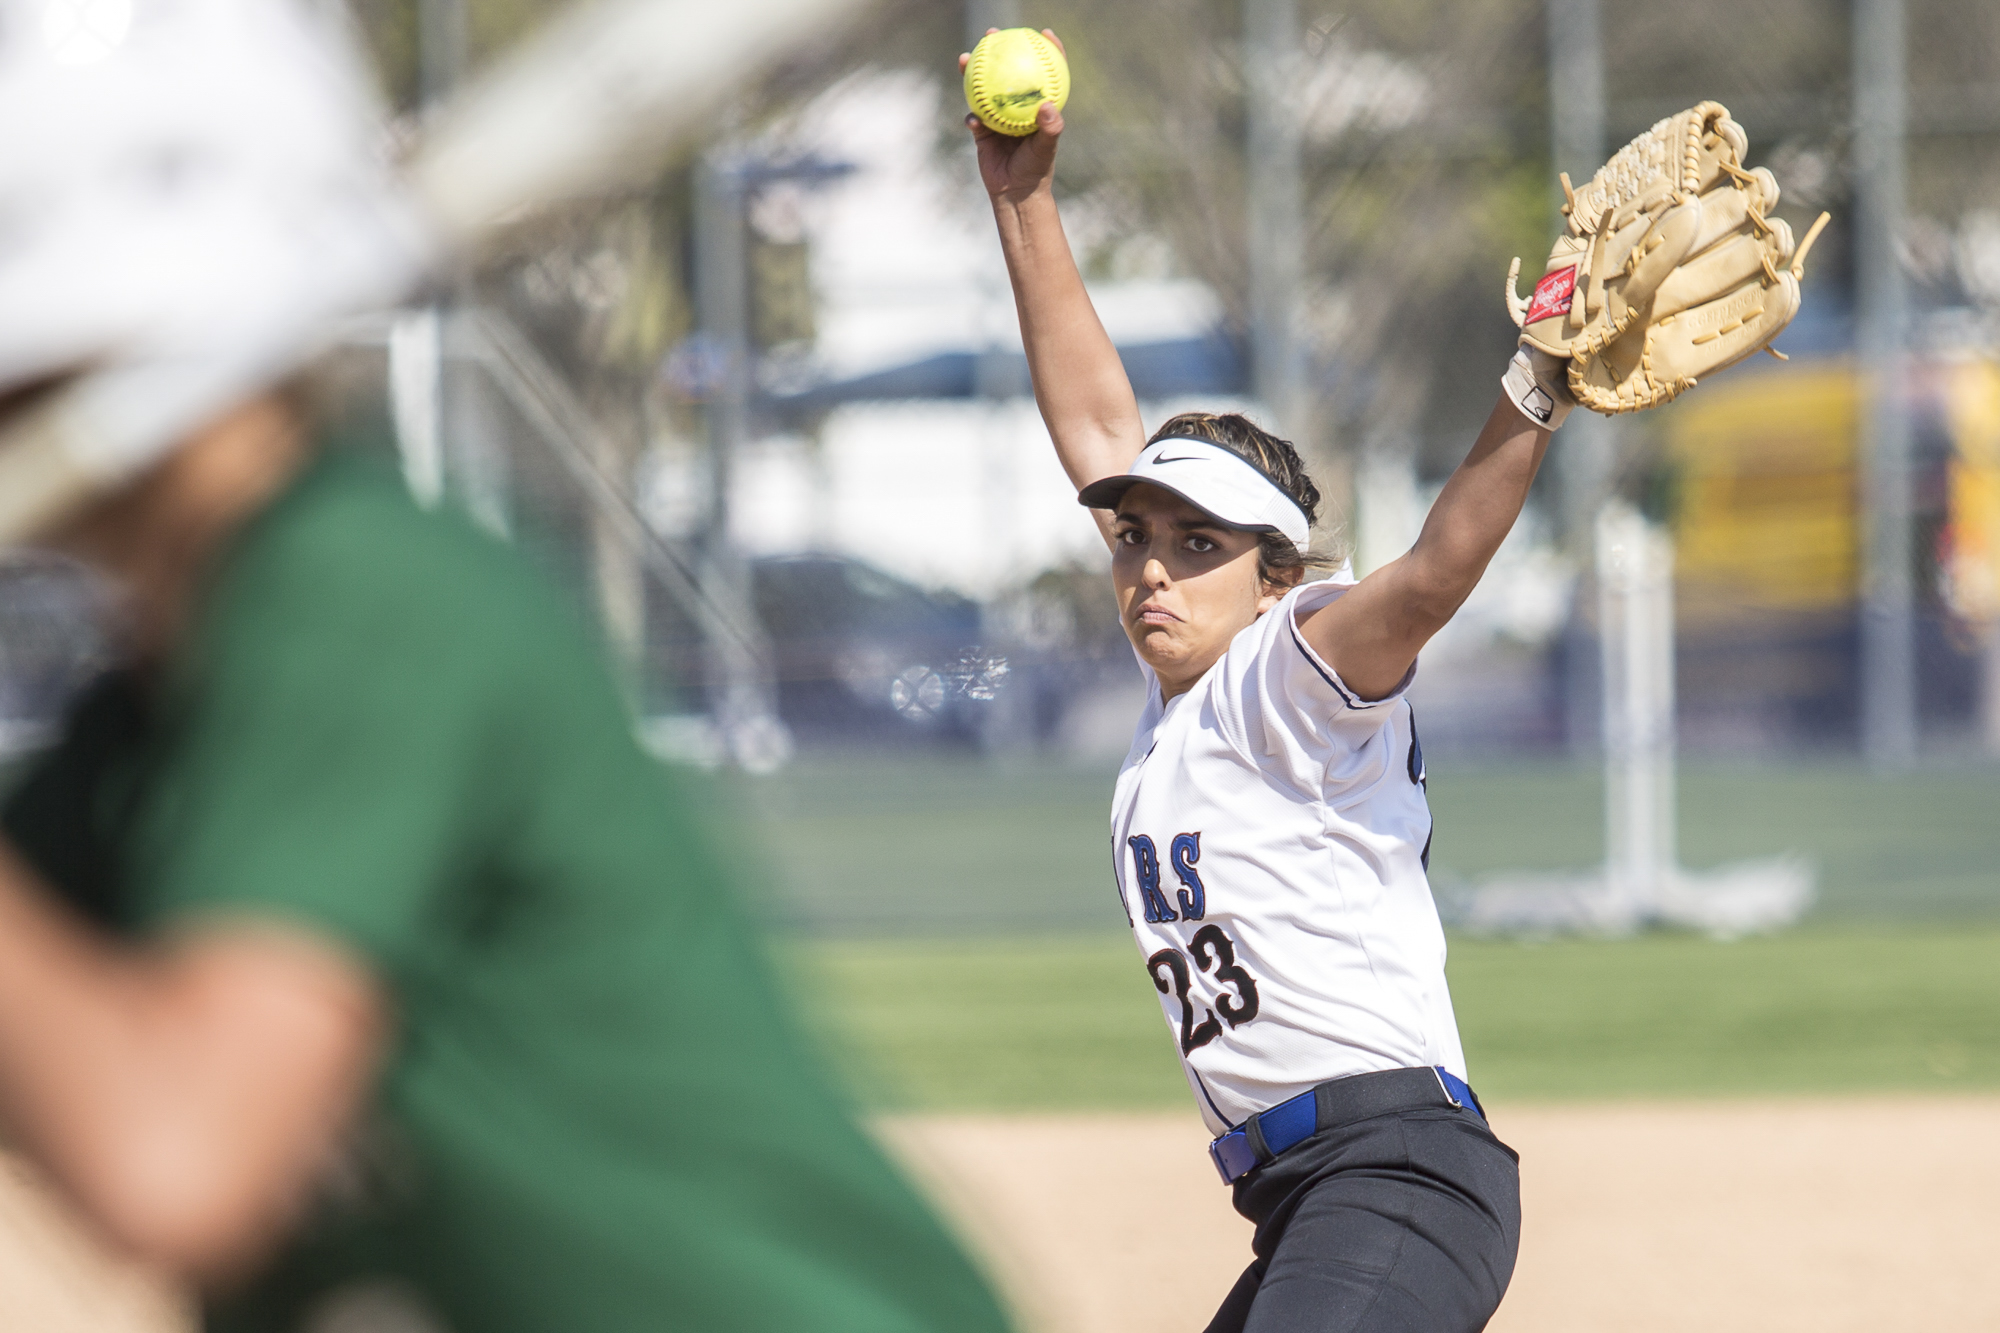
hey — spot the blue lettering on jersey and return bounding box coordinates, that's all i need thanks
[1127,834,1177,922]
[1169,832,1207,920]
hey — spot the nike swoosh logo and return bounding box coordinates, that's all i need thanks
[1151,454,1204,464]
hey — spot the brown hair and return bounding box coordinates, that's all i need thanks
[1146,412,1339,591]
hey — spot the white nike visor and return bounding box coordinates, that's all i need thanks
[1077,438,1311,552]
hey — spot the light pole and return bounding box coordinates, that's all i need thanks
[1854,0,1917,767]
[390,0,467,512]
[1548,0,1675,914]
[964,0,1018,41]
[692,154,787,769]
[1544,0,1613,546]
[1546,0,1616,758]
[1245,0,1307,447]
[691,153,853,768]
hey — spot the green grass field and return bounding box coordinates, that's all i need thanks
[743,751,2000,1110]
[742,753,2000,933]
[791,926,2000,1111]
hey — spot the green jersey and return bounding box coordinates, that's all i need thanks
[1,447,1009,1333]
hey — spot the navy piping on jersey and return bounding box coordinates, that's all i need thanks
[1286,619,1364,709]
[1408,700,1434,872]
[1110,844,1134,926]
[1190,1066,1233,1127]
[1405,702,1426,786]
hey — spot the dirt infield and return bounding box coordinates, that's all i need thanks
[880,1095,2000,1333]
[3,1096,1996,1331]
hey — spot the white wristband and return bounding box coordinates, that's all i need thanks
[1501,346,1573,430]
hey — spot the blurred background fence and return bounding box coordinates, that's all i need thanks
[3,0,2000,1109]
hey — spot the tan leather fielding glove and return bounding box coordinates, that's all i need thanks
[1506,101,1830,416]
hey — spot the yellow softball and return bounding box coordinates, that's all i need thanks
[964,28,1069,137]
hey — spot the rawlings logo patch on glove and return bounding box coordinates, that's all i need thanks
[1523,266,1578,327]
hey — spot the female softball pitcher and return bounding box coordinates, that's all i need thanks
[965,32,1577,1333]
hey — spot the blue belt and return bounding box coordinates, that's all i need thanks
[1208,1066,1486,1186]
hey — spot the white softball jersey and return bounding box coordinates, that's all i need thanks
[1111,575,1468,1137]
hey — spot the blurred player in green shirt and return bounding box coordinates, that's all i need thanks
[1,410,1012,1332]
[0,0,1011,1329]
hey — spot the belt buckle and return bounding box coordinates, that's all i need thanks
[1432,1066,1485,1121]
[1208,1128,1258,1184]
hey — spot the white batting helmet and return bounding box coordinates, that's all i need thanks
[0,0,427,541]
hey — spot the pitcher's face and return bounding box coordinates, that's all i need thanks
[1111,483,1283,698]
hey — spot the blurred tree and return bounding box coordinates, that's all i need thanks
[1017,0,1994,484]
[339,0,2000,499]
[1005,0,1554,478]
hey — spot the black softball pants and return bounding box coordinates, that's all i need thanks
[1202,1082,1521,1333]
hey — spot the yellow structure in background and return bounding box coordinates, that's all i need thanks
[1942,360,2000,624]
[1665,364,1860,615]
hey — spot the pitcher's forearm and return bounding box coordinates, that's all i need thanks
[1301,394,1552,698]
[992,191,1145,489]
[1402,395,1552,616]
